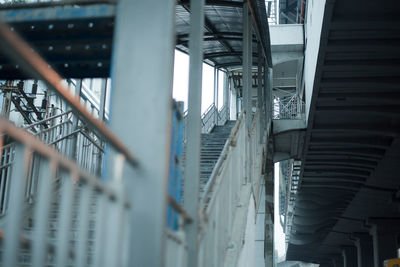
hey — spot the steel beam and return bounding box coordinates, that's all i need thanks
[183,0,205,266]
[109,0,176,266]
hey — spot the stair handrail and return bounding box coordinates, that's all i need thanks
[199,112,244,210]
[0,117,128,207]
[23,110,73,131]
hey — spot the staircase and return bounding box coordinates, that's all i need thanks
[183,120,235,198]
[199,121,235,193]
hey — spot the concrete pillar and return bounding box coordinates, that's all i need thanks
[351,232,374,267]
[342,246,358,267]
[367,218,400,267]
[182,0,205,266]
[109,0,176,266]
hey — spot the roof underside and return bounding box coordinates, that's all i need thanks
[286,0,400,265]
[0,0,271,79]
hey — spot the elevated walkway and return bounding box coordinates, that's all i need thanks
[285,0,400,266]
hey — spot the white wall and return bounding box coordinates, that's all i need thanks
[237,194,256,267]
[303,0,327,122]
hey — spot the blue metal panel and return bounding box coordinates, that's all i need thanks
[167,101,184,230]
[0,5,115,22]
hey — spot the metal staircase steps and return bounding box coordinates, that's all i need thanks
[182,120,235,200]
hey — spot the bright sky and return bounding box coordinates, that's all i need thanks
[173,50,224,113]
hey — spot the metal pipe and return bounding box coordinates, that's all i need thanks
[183,0,205,265]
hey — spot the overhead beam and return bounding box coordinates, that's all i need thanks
[180,2,242,63]
[204,51,258,59]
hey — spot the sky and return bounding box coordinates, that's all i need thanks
[172,50,286,258]
[173,50,224,113]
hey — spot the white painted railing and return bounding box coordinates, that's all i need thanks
[183,104,230,142]
[217,105,229,126]
[197,110,266,267]
[201,103,218,134]
[273,94,305,120]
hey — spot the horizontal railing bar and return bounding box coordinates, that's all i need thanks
[37,120,72,135]
[46,126,103,153]
[165,228,185,245]
[0,22,138,168]
[23,110,72,130]
[47,129,81,146]
[168,195,192,224]
[77,130,104,152]
[0,162,12,169]
[0,228,76,258]
[0,117,129,207]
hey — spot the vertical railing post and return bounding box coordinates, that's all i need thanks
[3,144,29,267]
[243,2,252,131]
[97,78,107,176]
[109,0,176,266]
[257,42,264,143]
[213,67,218,126]
[70,79,82,160]
[243,2,252,183]
[183,0,205,265]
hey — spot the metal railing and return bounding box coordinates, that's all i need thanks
[197,110,266,266]
[0,111,105,215]
[183,104,230,142]
[273,94,305,120]
[217,105,229,126]
[0,20,193,266]
[0,116,192,267]
[201,103,218,134]
[0,117,130,267]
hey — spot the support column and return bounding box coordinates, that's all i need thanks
[183,0,205,266]
[223,72,229,118]
[243,2,252,130]
[342,246,358,267]
[264,148,274,267]
[109,0,176,266]
[264,66,272,130]
[215,68,219,124]
[367,218,400,267]
[351,232,374,267]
